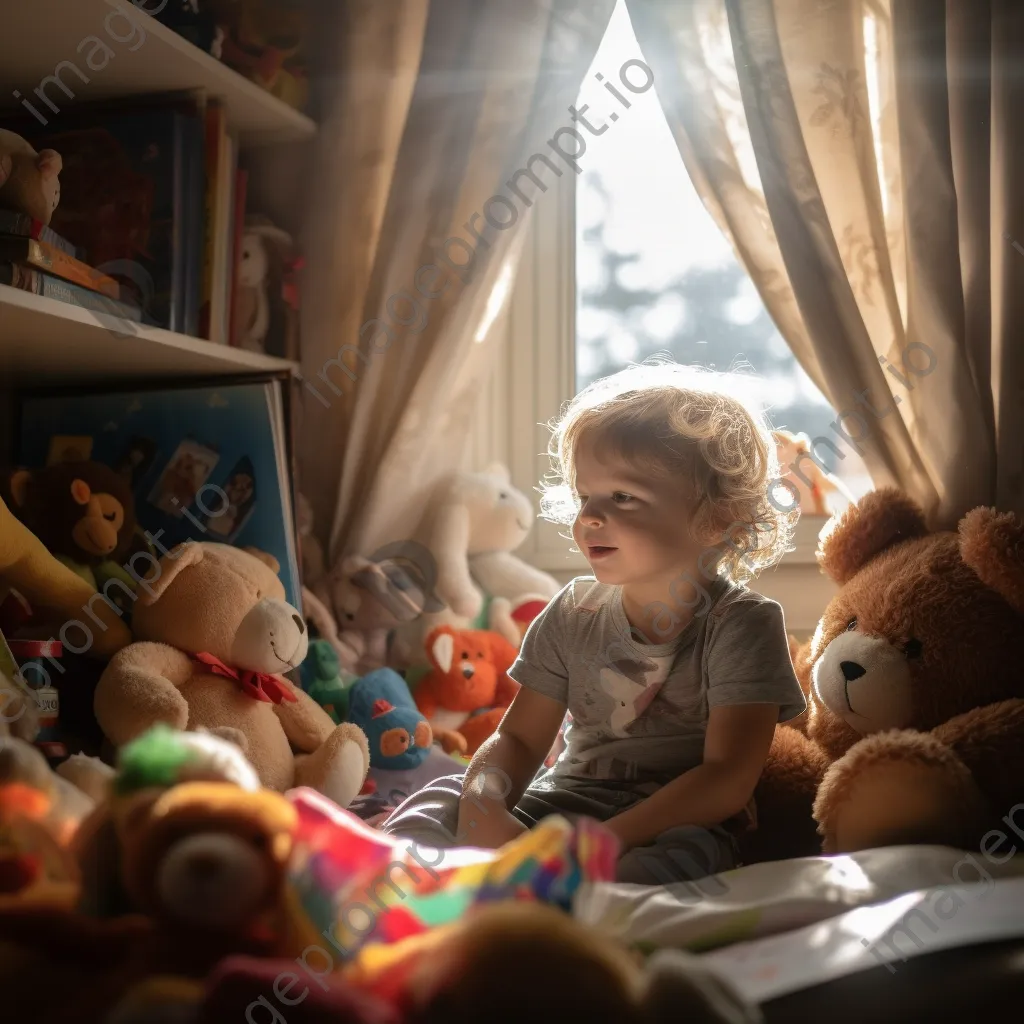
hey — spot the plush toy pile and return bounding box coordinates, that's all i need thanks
[0,724,760,1024]
[2,459,561,807]
[6,455,1024,1020]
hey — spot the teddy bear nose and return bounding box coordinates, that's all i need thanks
[840,660,866,682]
[461,663,475,679]
[292,614,305,634]
[187,851,225,881]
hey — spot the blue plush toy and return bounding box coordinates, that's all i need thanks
[347,668,434,770]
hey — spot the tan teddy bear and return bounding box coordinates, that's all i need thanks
[741,488,1024,864]
[0,128,62,225]
[94,542,369,808]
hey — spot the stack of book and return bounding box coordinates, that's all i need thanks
[0,212,142,324]
[1,91,247,344]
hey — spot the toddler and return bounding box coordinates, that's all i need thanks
[382,360,807,883]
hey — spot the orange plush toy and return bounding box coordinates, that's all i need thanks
[414,627,520,757]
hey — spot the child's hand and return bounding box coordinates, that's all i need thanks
[456,800,528,849]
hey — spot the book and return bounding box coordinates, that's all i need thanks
[208,129,236,345]
[0,212,82,259]
[199,100,226,341]
[15,377,300,608]
[0,263,141,323]
[6,94,206,335]
[179,99,206,339]
[0,238,120,299]
[228,167,249,348]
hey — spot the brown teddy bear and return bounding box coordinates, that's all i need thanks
[343,901,760,1024]
[0,727,304,1024]
[94,542,369,809]
[0,128,62,224]
[742,488,1024,863]
[73,726,300,944]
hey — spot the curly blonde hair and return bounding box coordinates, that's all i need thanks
[539,358,799,584]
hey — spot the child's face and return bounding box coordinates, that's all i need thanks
[571,434,707,587]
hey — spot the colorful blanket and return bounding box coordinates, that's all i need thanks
[282,787,619,970]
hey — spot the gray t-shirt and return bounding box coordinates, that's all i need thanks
[507,574,806,789]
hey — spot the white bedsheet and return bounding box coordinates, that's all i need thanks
[573,844,1024,953]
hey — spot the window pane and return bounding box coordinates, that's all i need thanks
[575,1,871,507]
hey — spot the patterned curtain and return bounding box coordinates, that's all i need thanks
[298,0,615,580]
[627,0,1024,526]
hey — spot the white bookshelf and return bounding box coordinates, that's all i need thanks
[0,0,315,145]
[0,0,312,400]
[0,285,296,386]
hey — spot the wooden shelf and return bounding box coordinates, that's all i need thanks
[0,0,315,145]
[0,285,297,386]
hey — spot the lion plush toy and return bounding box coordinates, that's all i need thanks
[743,488,1024,863]
[94,543,369,809]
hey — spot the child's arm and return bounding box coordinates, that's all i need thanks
[456,688,567,847]
[603,703,779,851]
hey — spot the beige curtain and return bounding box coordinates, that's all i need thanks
[298,0,615,575]
[626,0,1024,527]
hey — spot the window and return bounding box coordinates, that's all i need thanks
[473,0,862,630]
[577,2,870,497]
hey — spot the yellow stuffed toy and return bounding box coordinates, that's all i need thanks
[0,493,130,659]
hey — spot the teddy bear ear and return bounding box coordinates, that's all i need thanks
[35,149,61,179]
[8,468,30,507]
[136,542,204,607]
[772,428,803,447]
[816,488,929,584]
[484,461,511,484]
[959,506,1024,616]
[243,546,280,575]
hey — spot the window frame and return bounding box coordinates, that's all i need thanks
[471,157,838,633]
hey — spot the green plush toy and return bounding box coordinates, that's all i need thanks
[299,639,357,723]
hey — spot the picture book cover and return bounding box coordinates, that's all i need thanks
[5,96,205,335]
[16,379,300,608]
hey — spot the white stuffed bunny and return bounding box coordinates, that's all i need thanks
[233,217,294,352]
[390,463,560,668]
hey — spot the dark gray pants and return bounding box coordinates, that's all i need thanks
[379,773,739,885]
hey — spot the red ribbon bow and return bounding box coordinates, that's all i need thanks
[194,652,297,705]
